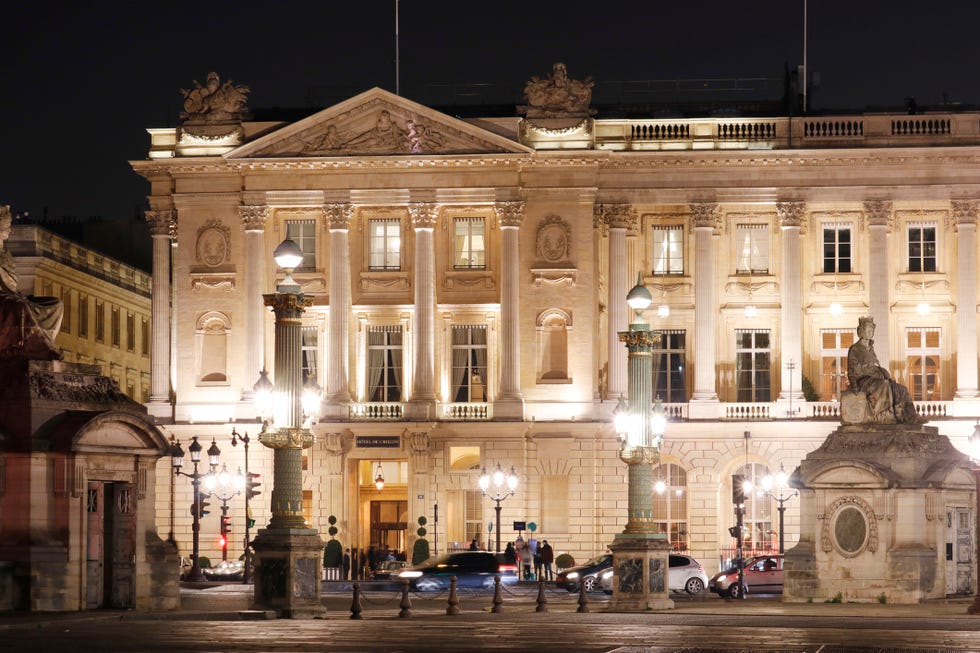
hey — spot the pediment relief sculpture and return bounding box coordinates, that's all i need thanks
[519,62,596,119]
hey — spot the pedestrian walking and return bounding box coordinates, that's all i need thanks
[342,548,351,580]
[540,540,555,581]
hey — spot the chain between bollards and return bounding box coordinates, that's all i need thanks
[350,581,363,619]
[446,575,460,615]
[398,579,412,618]
[491,574,504,613]
[576,578,590,613]
[535,579,548,612]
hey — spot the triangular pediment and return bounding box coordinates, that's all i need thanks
[231,88,530,158]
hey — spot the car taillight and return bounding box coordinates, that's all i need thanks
[498,563,517,573]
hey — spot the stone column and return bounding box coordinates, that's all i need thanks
[495,201,525,418]
[865,200,893,367]
[325,203,353,408]
[777,201,806,407]
[598,204,636,400]
[953,200,980,399]
[145,210,174,412]
[689,203,721,413]
[407,202,437,419]
[239,205,269,400]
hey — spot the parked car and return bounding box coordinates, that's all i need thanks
[599,554,709,595]
[709,553,784,598]
[203,560,245,581]
[555,553,613,593]
[395,551,519,591]
[371,560,408,580]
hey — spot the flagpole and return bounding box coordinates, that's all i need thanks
[395,0,400,95]
[802,0,807,113]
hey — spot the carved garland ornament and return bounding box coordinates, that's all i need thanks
[820,495,878,557]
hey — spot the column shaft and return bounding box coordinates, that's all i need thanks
[868,224,890,366]
[779,225,803,401]
[327,227,351,402]
[956,221,979,396]
[412,227,436,400]
[607,227,628,398]
[692,226,718,400]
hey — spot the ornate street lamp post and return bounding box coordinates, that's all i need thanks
[171,436,220,582]
[250,238,325,618]
[609,273,674,611]
[967,424,980,614]
[204,464,245,562]
[231,427,257,583]
[478,463,519,553]
[761,464,799,554]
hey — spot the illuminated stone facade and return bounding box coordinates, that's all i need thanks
[133,73,980,602]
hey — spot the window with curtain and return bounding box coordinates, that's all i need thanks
[451,325,487,402]
[286,219,317,271]
[61,287,71,334]
[822,223,851,273]
[652,462,688,549]
[301,325,319,387]
[735,329,771,402]
[652,330,686,403]
[367,325,403,402]
[652,225,684,275]
[734,462,773,550]
[907,223,937,272]
[820,329,855,401]
[454,217,486,269]
[735,224,769,273]
[906,327,940,400]
[369,218,401,270]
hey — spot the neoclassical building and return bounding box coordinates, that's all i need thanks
[133,68,980,598]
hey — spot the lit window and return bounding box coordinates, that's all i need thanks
[652,463,688,549]
[301,325,319,387]
[735,224,769,274]
[454,218,486,269]
[95,300,104,342]
[126,312,135,352]
[286,220,317,271]
[733,462,773,551]
[735,329,770,402]
[652,225,684,275]
[906,328,940,400]
[653,330,686,403]
[368,218,401,270]
[820,329,855,401]
[78,295,89,338]
[111,306,120,348]
[451,325,487,402]
[367,325,403,402]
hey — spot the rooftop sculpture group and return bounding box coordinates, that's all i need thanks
[180,72,251,124]
[519,62,595,119]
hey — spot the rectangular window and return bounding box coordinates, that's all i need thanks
[111,306,120,347]
[908,223,937,272]
[79,295,89,338]
[464,490,484,547]
[301,325,319,387]
[141,317,149,356]
[652,330,686,403]
[652,463,688,550]
[367,325,403,402]
[126,312,135,352]
[286,219,317,271]
[454,218,486,269]
[652,225,684,275]
[61,287,71,335]
[735,329,771,402]
[451,325,488,402]
[822,224,851,274]
[735,224,769,274]
[95,300,105,343]
[820,329,855,401]
[368,218,401,270]
[906,327,941,400]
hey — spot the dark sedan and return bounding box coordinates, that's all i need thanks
[555,553,613,593]
[395,551,519,591]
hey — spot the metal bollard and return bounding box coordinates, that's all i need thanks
[535,579,548,613]
[576,578,589,613]
[398,579,412,618]
[350,581,363,619]
[446,576,460,615]
[491,575,504,613]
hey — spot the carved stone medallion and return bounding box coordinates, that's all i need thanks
[196,220,230,268]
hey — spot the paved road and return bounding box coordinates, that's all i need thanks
[2,584,980,652]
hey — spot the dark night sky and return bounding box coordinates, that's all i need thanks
[3,1,979,223]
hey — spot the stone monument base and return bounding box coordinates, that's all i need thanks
[784,424,974,604]
[607,534,674,612]
[251,528,325,618]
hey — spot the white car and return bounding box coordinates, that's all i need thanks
[600,554,709,595]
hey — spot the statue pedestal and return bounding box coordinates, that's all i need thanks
[607,535,674,612]
[251,528,325,618]
[784,424,974,604]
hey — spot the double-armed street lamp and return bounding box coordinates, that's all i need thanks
[478,463,519,553]
[760,464,798,554]
[171,436,220,582]
[204,464,245,562]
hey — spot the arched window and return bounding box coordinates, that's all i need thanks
[536,309,571,382]
[652,462,688,550]
[734,462,774,551]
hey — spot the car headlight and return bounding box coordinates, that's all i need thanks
[398,570,422,578]
[716,574,727,583]
[566,572,579,580]
[600,570,613,580]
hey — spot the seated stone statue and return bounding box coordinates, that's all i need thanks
[844,316,923,425]
[0,206,63,360]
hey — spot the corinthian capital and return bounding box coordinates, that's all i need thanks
[689,202,721,230]
[777,201,807,232]
[145,209,176,237]
[863,200,893,229]
[594,203,636,230]
[952,200,979,228]
[324,202,353,230]
[495,201,525,228]
[238,205,269,231]
[408,202,438,229]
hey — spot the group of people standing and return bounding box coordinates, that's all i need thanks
[504,535,554,581]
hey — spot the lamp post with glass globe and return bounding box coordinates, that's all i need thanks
[171,436,220,582]
[204,464,245,562]
[609,273,673,611]
[249,238,325,618]
[478,463,519,553]
[761,464,799,554]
